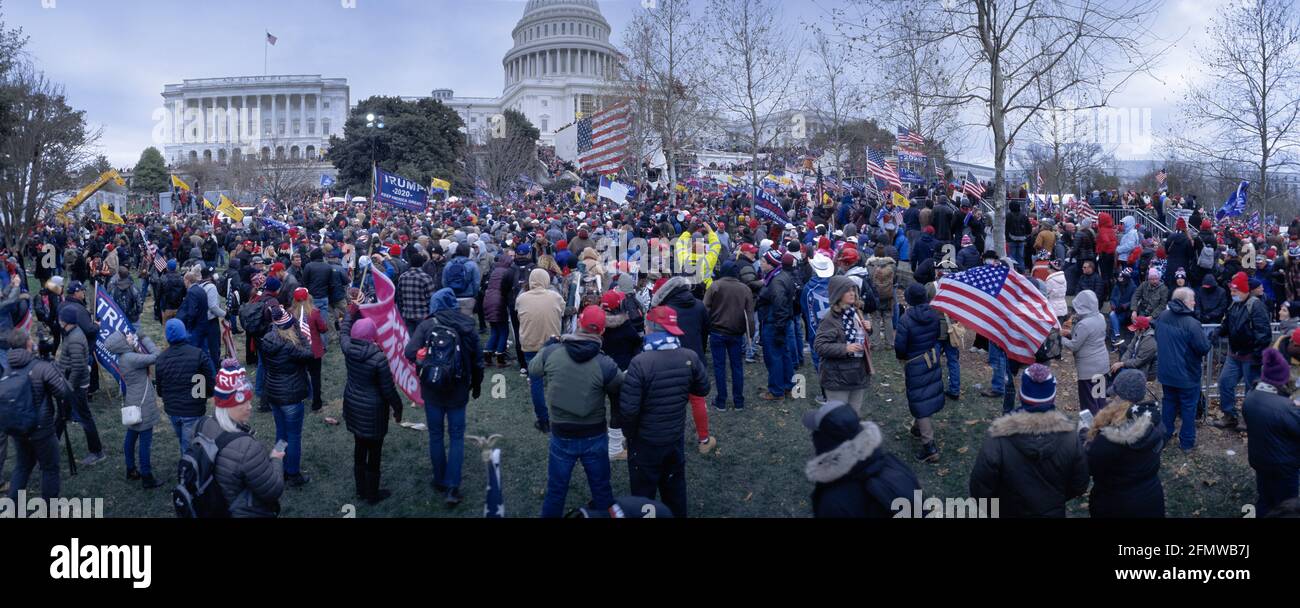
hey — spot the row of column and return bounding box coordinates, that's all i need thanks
[173,92,328,144]
[506,48,611,85]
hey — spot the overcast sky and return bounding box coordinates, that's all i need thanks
[7,0,1226,168]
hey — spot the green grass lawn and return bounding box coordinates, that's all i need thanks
[30,289,1258,518]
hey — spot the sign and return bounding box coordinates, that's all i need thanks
[94,288,143,395]
[897,149,927,164]
[373,167,428,212]
[358,267,423,406]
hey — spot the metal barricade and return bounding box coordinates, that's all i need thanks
[1199,322,1289,406]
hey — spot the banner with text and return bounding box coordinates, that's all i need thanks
[374,167,428,212]
[94,288,142,395]
[358,267,423,405]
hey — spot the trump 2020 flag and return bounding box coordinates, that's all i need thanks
[1217,181,1249,221]
[931,263,1058,365]
[754,189,790,225]
[95,288,145,394]
[358,267,423,406]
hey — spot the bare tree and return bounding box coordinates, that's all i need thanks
[618,0,713,204]
[706,0,801,205]
[804,25,865,180]
[844,0,1164,254]
[874,22,966,162]
[1166,0,1300,218]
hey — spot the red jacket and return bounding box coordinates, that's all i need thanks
[1096,213,1118,255]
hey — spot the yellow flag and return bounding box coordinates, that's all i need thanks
[171,175,191,191]
[203,198,215,210]
[217,195,245,222]
[99,204,124,225]
[431,178,451,192]
[892,191,912,209]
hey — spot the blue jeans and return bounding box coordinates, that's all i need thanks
[271,402,305,475]
[523,351,548,424]
[425,403,466,489]
[255,359,266,398]
[989,343,1007,395]
[1218,357,1258,417]
[6,434,60,499]
[124,428,153,477]
[1009,241,1026,268]
[805,317,821,371]
[761,321,795,396]
[792,318,805,369]
[1108,311,1123,341]
[1162,385,1200,449]
[936,340,960,394]
[710,332,745,409]
[312,297,330,325]
[486,322,509,353]
[170,415,204,453]
[540,433,613,518]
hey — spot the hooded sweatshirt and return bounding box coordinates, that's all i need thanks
[1063,290,1109,378]
[652,276,710,356]
[529,331,624,438]
[515,268,564,352]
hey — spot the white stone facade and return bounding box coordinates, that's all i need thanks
[160,75,350,166]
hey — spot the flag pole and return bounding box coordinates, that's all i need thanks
[264,30,268,75]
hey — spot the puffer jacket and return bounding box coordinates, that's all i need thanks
[894,294,943,419]
[815,277,871,392]
[1119,328,1158,380]
[339,313,402,440]
[757,268,797,326]
[1110,277,1135,317]
[1130,280,1169,318]
[956,245,981,270]
[1076,270,1104,299]
[806,422,921,518]
[1063,290,1109,379]
[257,328,314,406]
[1223,295,1272,359]
[969,410,1089,518]
[653,277,709,357]
[530,332,623,438]
[618,334,711,446]
[601,313,642,370]
[1196,280,1227,323]
[6,348,71,441]
[1045,271,1068,316]
[155,341,215,418]
[515,268,565,353]
[57,326,90,389]
[1095,213,1118,255]
[1087,406,1165,518]
[1242,383,1300,472]
[482,256,517,323]
[1155,298,1211,389]
[105,332,162,432]
[197,416,283,518]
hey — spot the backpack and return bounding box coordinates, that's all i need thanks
[419,318,466,389]
[0,365,36,436]
[513,264,535,303]
[444,258,472,295]
[1035,328,1063,362]
[1197,243,1215,269]
[239,299,269,338]
[173,425,246,518]
[111,281,139,320]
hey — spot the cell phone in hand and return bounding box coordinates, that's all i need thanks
[272,439,288,454]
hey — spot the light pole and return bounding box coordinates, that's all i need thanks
[365,112,385,184]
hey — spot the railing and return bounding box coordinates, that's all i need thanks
[1093,204,1171,239]
[1197,323,1288,407]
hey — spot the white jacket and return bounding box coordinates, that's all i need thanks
[1046,271,1068,317]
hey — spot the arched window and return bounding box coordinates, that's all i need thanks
[275,146,285,159]
[261,147,270,160]
[305,145,316,160]
[189,151,198,163]
[202,149,212,163]
[217,149,228,164]
[290,146,300,159]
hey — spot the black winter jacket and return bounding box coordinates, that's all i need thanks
[1195,281,1228,324]
[6,348,71,441]
[302,260,333,298]
[339,314,403,440]
[757,269,797,326]
[970,410,1089,517]
[806,422,920,518]
[257,329,314,406]
[404,309,485,408]
[1223,295,1272,359]
[155,342,215,418]
[894,303,944,419]
[653,279,709,357]
[1087,408,1166,518]
[618,340,710,446]
[1243,384,1300,472]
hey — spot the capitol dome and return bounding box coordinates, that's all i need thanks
[503,0,618,90]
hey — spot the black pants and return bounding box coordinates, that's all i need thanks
[1256,465,1299,517]
[68,388,102,455]
[628,439,687,518]
[308,357,323,410]
[353,435,384,494]
[88,355,99,394]
[6,433,61,499]
[509,307,524,366]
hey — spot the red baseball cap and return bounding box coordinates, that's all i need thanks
[600,290,625,312]
[1128,315,1151,332]
[739,243,758,256]
[579,305,606,334]
[646,305,683,336]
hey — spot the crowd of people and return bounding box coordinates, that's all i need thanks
[0,175,1297,519]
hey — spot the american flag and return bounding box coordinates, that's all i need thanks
[962,171,986,200]
[1076,200,1099,224]
[266,31,277,46]
[577,103,630,175]
[1155,168,1168,192]
[1248,210,1261,232]
[867,148,902,191]
[932,263,1058,365]
[1035,168,1043,193]
[754,189,790,225]
[934,162,945,181]
[898,126,924,147]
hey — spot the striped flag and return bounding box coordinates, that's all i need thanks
[754,189,790,225]
[867,148,901,191]
[897,126,924,147]
[266,31,277,45]
[1248,210,1261,232]
[961,171,986,200]
[1076,200,1099,224]
[1035,168,1043,193]
[934,162,946,181]
[577,103,629,175]
[932,263,1058,365]
[142,230,167,272]
[1155,168,1167,190]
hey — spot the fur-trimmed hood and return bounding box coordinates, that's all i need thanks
[1097,411,1158,447]
[652,276,691,307]
[805,422,882,484]
[988,410,1075,438]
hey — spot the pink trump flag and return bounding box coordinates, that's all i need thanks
[358,267,424,406]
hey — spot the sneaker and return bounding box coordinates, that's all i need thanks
[1211,414,1241,430]
[979,388,1001,399]
[141,475,163,490]
[126,468,141,481]
[734,403,745,411]
[445,487,463,507]
[713,402,727,413]
[945,391,960,401]
[534,420,551,434]
[758,391,784,401]
[610,449,628,461]
[80,452,107,467]
[698,436,717,455]
[520,367,528,377]
[915,442,940,463]
[287,473,312,487]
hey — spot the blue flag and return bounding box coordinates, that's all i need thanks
[320,174,335,188]
[1216,180,1249,220]
[754,189,790,225]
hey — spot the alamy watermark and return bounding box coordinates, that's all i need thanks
[891,490,1000,518]
[0,491,104,519]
